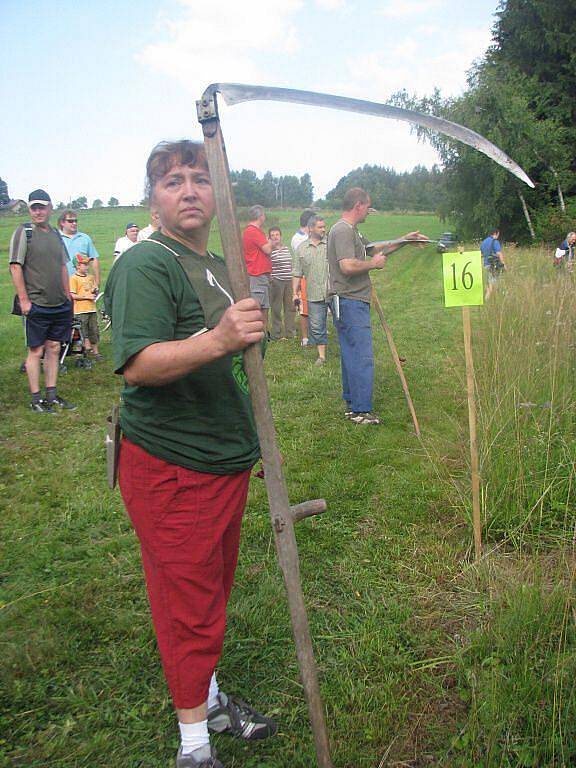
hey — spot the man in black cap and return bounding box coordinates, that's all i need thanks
[9,189,75,413]
[113,222,140,261]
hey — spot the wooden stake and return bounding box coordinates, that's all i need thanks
[371,289,421,437]
[462,306,482,560]
[199,106,333,768]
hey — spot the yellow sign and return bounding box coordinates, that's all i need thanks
[443,251,484,307]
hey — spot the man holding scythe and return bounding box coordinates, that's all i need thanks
[327,187,429,425]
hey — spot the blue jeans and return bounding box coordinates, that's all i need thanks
[332,297,374,413]
[307,300,329,345]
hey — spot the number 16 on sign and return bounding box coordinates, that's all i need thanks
[442,251,484,561]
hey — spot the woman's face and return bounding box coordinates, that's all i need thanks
[151,162,215,240]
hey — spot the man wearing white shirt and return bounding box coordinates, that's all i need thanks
[138,210,161,241]
[113,222,139,262]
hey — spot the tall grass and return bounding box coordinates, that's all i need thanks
[447,556,576,767]
[2,211,574,766]
[425,246,576,766]
[457,247,576,547]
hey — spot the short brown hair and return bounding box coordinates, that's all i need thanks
[57,209,77,228]
[145,140,208,199]
[342,188,369,211]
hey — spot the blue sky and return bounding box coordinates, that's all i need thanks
[1,0,502,205]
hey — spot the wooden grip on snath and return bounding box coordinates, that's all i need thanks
[272,499,327,532]
[291,499,327,522]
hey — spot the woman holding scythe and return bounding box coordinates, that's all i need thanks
[105,140,277,768]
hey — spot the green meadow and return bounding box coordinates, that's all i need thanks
[0,208,574,767]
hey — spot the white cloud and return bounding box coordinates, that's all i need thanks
[138,0,303,89]
[378,0,445,19]
[343,24,492,98]
[132,0,493,201]
[315,0,347,9]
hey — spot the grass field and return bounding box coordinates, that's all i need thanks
[0,207,574,767]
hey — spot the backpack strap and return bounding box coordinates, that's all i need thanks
[23,222,33,242]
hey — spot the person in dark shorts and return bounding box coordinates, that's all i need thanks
[9,189,75,413]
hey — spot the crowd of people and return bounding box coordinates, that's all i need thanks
[241,200,428,421]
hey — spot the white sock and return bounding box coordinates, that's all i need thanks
[179,719,209,756]
[208,672,220,710]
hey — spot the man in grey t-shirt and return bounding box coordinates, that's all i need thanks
[9,189,75,413]
[327,187,427,425]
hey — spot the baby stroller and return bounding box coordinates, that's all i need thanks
[60,317,93,371]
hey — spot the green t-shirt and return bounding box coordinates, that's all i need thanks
[104,233,260,475]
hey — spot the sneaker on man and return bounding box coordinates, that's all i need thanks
[350,412,381,425]
[49,395,76,411]
[176,744,223,768]
[207,692,277,741]
[30,399,55,414]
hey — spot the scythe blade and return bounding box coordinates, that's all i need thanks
[198,83,535,188]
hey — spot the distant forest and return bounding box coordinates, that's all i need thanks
[228,165,445,214]
[320,165,446,213]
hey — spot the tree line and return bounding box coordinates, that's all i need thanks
[2,166,447,215]
[55,197,119,209]
[230,170,314,208]
[321,164,447,212]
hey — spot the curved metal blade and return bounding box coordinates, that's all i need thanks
[367,238,437,247]
[201,83,535,188]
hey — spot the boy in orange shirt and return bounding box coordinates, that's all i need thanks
[69,254,102,360]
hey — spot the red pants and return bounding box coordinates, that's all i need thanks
[119,438,251,709]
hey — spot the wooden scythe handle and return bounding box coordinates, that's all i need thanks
[199,112,333,768]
